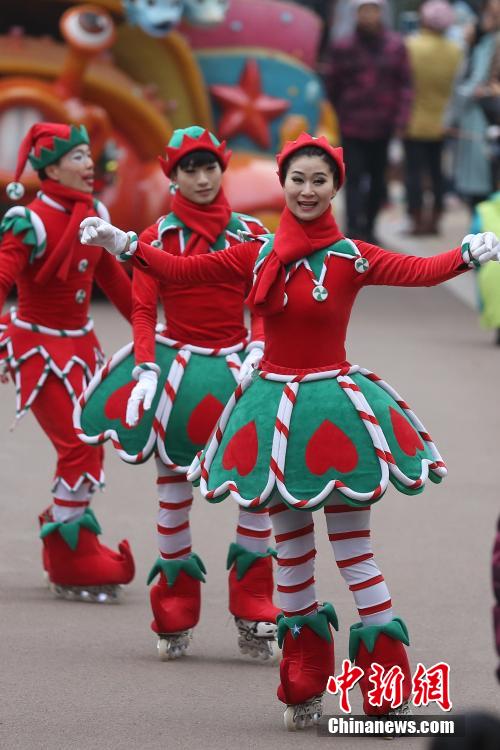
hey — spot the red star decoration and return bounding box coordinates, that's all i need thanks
[210,59,289,149]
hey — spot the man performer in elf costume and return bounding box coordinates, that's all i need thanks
[0,122,135,603]
[80,132,500,728]
[75,127,279,659]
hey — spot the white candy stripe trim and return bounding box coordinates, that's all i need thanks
[75,336,244,468]
[37,192,67,212]
[156,350,243,472]
[0,335,99,422]
[74,341,161,464]
[10,308,93,337]
[195,364,447,510]
[155,333,247,356]
[358,368,446,476]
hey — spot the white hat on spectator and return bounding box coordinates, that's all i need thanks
[420,0,455,32]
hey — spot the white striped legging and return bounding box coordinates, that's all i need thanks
[268,493,393,625]
[155,459,272,558]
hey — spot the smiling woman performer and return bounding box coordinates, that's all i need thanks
[0,123,135,602]
[81,132,500,729]
[77,127,279,662]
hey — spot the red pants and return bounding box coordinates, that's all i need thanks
[31,374,103,490]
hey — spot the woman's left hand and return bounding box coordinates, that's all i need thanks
[461,232,500,267]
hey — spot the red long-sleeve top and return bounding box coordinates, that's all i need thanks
[130,238,467,373]
[0,195,132,328]
[132,219,265,363]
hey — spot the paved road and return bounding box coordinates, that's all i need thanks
[1,231,499,749]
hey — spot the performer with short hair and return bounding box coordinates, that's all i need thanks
[76,127,279,659]
[0,122,135,602]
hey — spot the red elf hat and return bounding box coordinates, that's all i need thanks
[276,132,345,188]
[6,122,89,200]
[159,126,232,178]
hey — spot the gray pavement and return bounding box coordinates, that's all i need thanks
[1,205,500,749]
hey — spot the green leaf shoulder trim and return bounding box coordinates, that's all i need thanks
[349,617,410,662]
[39,508,101,551]
[147,552,207,587]
[226,542,277,580]
[276,602,339,648]
[0,207,47,263]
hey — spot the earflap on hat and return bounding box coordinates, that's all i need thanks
[158,126,232,178]
[6,122,89,200]
[276,132,345,188]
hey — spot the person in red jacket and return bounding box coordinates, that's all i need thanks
[80,132,499,728]
[75,126,279,660]
[0,122,135,603]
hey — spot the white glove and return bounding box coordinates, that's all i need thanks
[126,370,158,427]
[238,346,264,382]
[461,232,500,267]
[80,217,129,256]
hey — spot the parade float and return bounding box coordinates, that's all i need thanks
[0,0,337,230]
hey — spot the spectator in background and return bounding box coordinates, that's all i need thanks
[404,1,462,236]
[328,0,413,244]
[493,516,500,682]
[448,0,500,208]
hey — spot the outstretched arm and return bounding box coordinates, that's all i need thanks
[358,233,499,288]
[80,217,258,285]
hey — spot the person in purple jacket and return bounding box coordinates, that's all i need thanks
[493,515,500,681]
[328,0,413,244]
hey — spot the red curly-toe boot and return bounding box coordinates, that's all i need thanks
[277,603,338,730]
[147,553,206,660]
[349,618,412,716]
[227,543,280,661]
[40,508,135,602]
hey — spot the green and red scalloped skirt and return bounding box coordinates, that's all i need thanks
[187,363,446,511]
[75,334,245,472]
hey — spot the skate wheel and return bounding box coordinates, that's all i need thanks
[284,707,298,732]
[267,640,281,665]
[157,639,171,661]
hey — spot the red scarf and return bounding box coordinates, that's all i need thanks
[246,206,343,316]
[171,188,232,256]
[35,179,95,284]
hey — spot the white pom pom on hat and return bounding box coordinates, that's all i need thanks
[6,181,25,201]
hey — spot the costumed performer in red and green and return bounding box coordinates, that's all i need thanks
[79,132,500,726]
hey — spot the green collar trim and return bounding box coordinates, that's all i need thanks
[226,542,277,580]
[349,617,410,661]
[39,508,101,551]
[147,552,207,587]
[253,236,360,280]
[29,125,89,171]
[276,602,339,648]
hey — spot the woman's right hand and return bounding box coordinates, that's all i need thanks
[80,217,129,256]
[126,369,159,427]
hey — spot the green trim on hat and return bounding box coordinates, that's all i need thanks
[39,507,101,551]
[168,126,221,149]
[349,617,410,662]
[276,602,339,648]
[147,553,207,587]
[29,124,90,171]
[226,542,277,580]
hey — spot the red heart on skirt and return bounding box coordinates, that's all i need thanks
[390,407,423,456]
[187,393,224,445]
[306,419,359,475]
[104,382,144,429]
[222,421,258,476]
